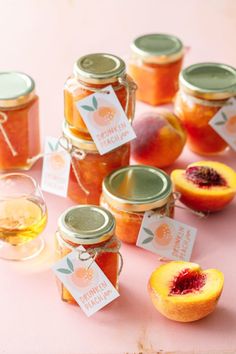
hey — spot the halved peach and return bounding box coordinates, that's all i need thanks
[148,261,224,322]
[171,161,236,212]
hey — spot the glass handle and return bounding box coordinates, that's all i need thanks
[0,112,18,157]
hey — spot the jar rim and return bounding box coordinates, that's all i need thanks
[73,53,126,84]
[58,205,115,245]
[102,165,173,212]
[180,62,236,100]
[62,121,98,152]
[131,33,184,64]
[0,72,35,108]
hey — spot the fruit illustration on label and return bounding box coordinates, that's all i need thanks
[48,141,66,171]
[171,161,236,212]
[71,267,94,288]
[225,115,236,135]
[148,261,224,322]
[81,96,117,126]
[57,258,95,289]
[142,222,174,247]
[215,111,236,135]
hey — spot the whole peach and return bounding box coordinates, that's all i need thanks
[131,111,186,168]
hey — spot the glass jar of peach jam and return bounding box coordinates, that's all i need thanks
[100,165,174,244]
[0,72,40,171]
[128,34,184,106]
[175,63,236,155]
[55,205,121,304]
[64,53,137,140]
[62,121,130,205]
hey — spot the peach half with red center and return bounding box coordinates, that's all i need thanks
[171,161,236,212]
[131,110,186,168]
[148,261,224,322]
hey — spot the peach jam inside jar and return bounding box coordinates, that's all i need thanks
[100,165,174,244]
[64,53,137,140]
[62,121,130,205]
[0,72,40,171]
[175,63,236,155]
[55,205,120,304]
[128,33,184,106]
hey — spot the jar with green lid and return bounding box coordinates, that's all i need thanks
[0,72,40,171]
[64,53,137,140]
[175,62,236,155]
[61,121,130,205]
[55,205,121,304]
[128,33,184,106]
[100,165,174,244]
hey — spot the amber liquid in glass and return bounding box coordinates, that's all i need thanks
[0,197,47,246]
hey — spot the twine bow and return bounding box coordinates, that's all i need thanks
[58,136,90,195]
[76,236,123,275]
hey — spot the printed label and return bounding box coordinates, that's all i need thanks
[52,246,119,317]
[136,212,197,261]
[41,137,71,197]
[76,85,136,155]
[209,97,236,151]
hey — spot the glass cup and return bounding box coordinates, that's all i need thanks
[0,173,47,260]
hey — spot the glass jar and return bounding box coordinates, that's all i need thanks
[0,72,40,171]
[62,121,130,205]
[128,34,184,106]
[64,53,137,140]
[100,165,174,244]
[175,63,236,155]
[55,205,121,304]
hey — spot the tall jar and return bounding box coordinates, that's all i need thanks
[100,165,174,244]
[62,122,130,205]
[128,34,184,106]
[55,205,121,304]
[64,53,137,140]
[175,63,236,155]
[0,72,40,171]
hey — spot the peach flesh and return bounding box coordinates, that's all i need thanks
[170,268,206,295]
[185,166,227,188]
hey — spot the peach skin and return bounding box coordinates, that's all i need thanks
[148,261,224,322]
[171,161,236,212]
[131,110,186,168]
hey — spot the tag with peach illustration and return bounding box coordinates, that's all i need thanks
[209,97,236,151]
[52,246,119,317]
[136,212,197,261]
[41,136,71,197]
[76,85,136,155]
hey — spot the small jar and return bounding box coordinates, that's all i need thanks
[175,63,236,155]
[100,165,174,244]
[128,34,184,106]
[55,205,121,304]
[0,72,40,171]
[64,53,137,139]
[62,122,130,205]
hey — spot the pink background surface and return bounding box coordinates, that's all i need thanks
[0,1,236,353]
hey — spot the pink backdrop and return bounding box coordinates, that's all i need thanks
[0,1,236,353]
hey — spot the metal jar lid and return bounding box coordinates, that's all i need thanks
[131,33,184,64]
[73,53,126,84]
[0,72,35,108]
[62,121,98,152]
[180,63,236,100]
[102,165,172,212]
[58,205,115,245]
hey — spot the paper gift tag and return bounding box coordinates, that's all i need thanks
[209,97,236,151]
[75,85,136,155]
[136,212,197,261]
[41,137,71,197]
[52,246,119,317]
